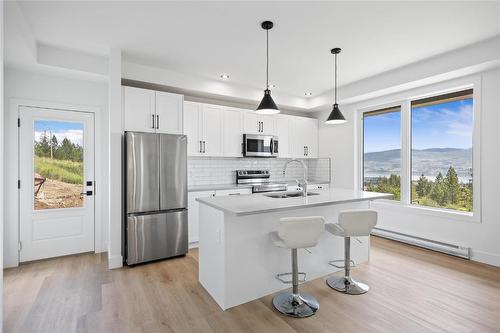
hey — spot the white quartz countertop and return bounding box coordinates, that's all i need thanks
[196,187,393,216]
[188,180,329,192]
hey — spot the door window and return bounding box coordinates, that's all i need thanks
[33,120,84,210]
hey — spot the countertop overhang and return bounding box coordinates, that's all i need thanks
[196,188,393,216]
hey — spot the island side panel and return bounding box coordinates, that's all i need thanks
[198,203,227,309]
[223,202,370,309]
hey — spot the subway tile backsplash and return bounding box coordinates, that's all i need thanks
[188,157,330,186]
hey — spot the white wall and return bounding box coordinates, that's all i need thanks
[317,68,500,266]
[1,1,5,329]
[3,67,109,267]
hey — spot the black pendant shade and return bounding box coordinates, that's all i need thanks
[256,21,279,115]
[257,89,279,114]
[325,103,346,124]
[325,48,347,124]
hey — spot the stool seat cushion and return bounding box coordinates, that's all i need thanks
[270,231,287,248]
[327,209,378,237]
[325,223,346,237]
[271,216,325,249]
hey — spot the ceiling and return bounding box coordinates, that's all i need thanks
[10,1,500,107]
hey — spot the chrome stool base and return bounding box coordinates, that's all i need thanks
[272,291,319,318]
[326,276,369,295]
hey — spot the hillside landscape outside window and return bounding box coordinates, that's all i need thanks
[363,107,401,200]
[411,89,473,212]
[361,88,474,214]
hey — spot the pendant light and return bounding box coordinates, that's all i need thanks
[325,48,347,124]
[256,21,280,115]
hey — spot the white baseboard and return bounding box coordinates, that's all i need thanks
[189,241,199,249]
[108,254,123,269]
[471,250,500,267]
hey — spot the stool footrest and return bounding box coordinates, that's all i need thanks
[328,259,356,269]
[275,272,306,284]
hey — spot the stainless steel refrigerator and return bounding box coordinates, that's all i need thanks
[125,132,188,265]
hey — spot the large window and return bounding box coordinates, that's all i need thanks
[411,89,473,212]
[363,107,401,200]
[361,88,475,214]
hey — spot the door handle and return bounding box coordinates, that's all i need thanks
[156,115,159,129]
[152,114,155,129]
[80,190,93,196]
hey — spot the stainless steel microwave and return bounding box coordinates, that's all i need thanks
[243,134,279,157]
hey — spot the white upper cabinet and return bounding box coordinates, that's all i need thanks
[222,108,244,157]
[123,86,156,133]
[183,101,319,158]
[183,101,203,156]
[201,105,223,156]
[275,115,291,158]
[155,91,184,134]
[304,117,318,158]
[290,116,318,158]
[123,86,184,134]
[243,112,275,134]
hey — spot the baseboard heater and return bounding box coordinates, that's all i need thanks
[371,227,471,259]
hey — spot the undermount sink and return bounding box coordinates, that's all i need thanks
[264,192,320,199]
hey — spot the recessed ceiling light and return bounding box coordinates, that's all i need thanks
[220,74,230,79]
[305,92,313,96]
[268,84,276,89]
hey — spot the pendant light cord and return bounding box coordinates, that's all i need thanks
[266,29,269,89]
[333,53,337,104]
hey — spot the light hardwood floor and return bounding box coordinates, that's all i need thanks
[4,236,500,333]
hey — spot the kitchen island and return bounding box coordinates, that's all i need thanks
[196,188,392,310]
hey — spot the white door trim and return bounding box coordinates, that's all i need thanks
[6,98,104,267]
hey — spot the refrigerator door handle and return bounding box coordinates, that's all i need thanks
[156,115,159,129]
[152,114,155,129]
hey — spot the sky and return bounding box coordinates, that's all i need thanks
[364,98,473,153]
[34,120,84,146]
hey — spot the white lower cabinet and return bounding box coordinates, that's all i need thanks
[188,188,252,245]
[188,190,215,244]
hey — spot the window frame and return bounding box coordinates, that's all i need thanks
[357,78,481,223]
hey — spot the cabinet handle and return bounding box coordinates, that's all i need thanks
[261,121,264,132]
[203,141,206,153]
[228,193,241,196]
[258,121,261,132]
[156,115,159,129]
[152,114,155,129]
[199,141,202,153]
[306,146,308,156]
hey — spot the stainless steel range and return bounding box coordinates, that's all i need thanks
[236,170,287,193]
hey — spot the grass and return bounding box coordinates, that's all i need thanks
[35,156,83,184]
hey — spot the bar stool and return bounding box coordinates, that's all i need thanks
[270,216,325,318]
[325,209,377,295]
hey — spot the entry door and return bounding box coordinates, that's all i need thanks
[19,106,95,262]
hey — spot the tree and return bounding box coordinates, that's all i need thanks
[34,131,51,157]
[416,174,431,198]
[430,172,446,205]
[445,166,460,205]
